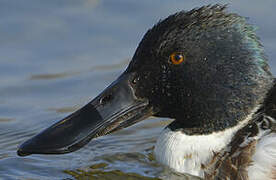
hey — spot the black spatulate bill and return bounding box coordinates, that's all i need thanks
[17,74,154,156]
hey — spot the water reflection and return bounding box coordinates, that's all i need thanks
[29,59,129,81]
[48,106,79,114]
[30,72,74,80]
[0,117,14,122]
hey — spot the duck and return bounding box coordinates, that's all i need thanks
[17,4,276,180]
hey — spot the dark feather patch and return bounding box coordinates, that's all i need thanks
[202,82,276,179]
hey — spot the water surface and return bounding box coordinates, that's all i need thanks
[0,0,276,179]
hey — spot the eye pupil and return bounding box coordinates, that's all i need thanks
[175,55,182,61]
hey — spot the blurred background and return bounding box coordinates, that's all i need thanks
[0,0,275,179]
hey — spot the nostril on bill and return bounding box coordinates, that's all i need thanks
[99,94,113,105]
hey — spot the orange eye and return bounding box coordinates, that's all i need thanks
[169,52,185,65]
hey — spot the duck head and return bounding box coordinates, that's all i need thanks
[17,5,274,156]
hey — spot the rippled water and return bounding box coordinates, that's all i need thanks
[0,1,276,179]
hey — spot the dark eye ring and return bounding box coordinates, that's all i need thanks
[169,52,185,65]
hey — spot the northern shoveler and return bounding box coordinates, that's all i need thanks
[17,5,276,180]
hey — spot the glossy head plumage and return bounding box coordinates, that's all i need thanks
[126,4,274,134]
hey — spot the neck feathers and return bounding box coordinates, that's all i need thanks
[154,106,260,177]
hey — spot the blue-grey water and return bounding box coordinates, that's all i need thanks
[0,1,275,179]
